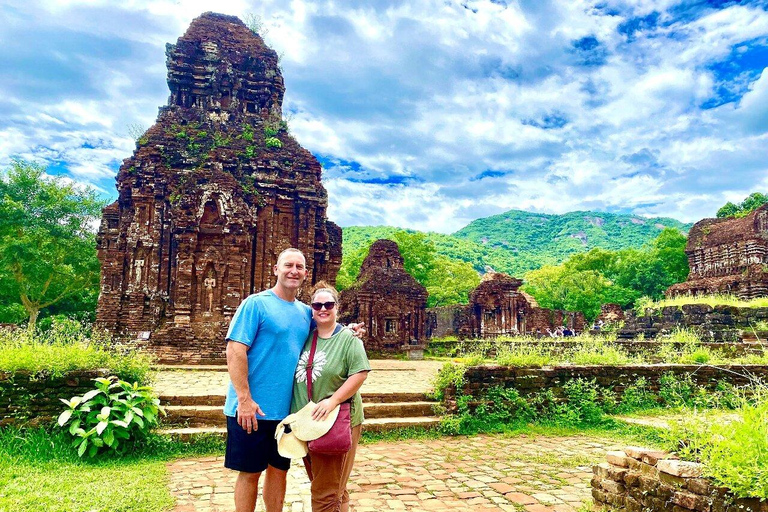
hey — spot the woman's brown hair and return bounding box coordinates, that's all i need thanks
[311,281,339,303]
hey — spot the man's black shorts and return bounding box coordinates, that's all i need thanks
[224,416,291,473]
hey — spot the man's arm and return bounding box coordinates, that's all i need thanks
[226,341,264,433]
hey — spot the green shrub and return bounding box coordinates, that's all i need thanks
[553,379,606,425]
[670,397,768,499]
[428,362,467,401]
[265,136,282,148]
[659,372,697,407]
[617,377,658,412]
[57,377,165,458]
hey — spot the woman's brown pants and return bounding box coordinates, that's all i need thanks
[302,424,362,512]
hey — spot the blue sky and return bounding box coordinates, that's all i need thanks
[1,0,767,233]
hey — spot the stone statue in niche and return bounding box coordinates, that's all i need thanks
[204,273,217,315]
[134,259,145,287]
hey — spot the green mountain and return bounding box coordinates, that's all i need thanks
[342,209,691,277]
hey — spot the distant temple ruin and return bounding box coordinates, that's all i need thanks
[666,205,768,299]
[96,13,341,362]
[339,240,428,352]
[427,272,586,338]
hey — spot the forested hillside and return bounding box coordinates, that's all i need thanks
[343,209,691,278]
[453,209,690,273]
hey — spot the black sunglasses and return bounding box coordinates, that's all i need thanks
[311,301,336,311]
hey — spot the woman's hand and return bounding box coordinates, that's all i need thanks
[312,398,339,421]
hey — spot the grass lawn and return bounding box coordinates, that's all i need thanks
[0,428,224,512]
[0,458,172,512]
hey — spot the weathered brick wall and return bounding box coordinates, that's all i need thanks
[0,369,110,427]
[619,305,768,341]
[444,364,768,404]
[593,447,763,512]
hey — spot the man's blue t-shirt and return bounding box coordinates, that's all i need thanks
[223,290,312,420]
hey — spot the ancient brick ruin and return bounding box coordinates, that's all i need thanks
[666,205,768,299]
[96,13,341,363]
[427,272,586,339]
[339,240,428,352]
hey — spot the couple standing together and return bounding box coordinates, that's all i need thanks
[223,247,371,512]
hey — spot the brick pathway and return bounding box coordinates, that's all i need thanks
[154,360,445,398]
[168,433,619,511]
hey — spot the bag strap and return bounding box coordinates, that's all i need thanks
[306,331,318,401]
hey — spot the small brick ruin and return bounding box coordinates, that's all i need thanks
[339,240,428,352]
[96,13,341,363]
[592,447,764,512]
[667,205,768,299]
[427,272,586,338]
[595,303,625,326]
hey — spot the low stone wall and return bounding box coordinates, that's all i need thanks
[619,304,768,341]
[0,369,110,427]
[592,447,764,512]
[444,364,768,405]
[427,339,768,358]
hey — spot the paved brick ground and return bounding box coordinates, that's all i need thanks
[163,360,616,511]
[154,360,445,398]
[168,433,619,511]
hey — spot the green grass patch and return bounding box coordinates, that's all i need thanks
[0,427,224,512]
[636,293,768,311]
[428,330,768,367]
[0,325,153,383]
[361,426,443,444]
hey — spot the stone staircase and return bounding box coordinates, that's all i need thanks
[158,363,443,439]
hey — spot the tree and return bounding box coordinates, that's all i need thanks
[522,228,689,321]
[0,161,104,330]
[716,192,768,218]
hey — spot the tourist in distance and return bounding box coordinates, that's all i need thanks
[290,282,371,512]
[223,248,364,512]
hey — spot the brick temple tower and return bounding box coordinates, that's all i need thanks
[96,13,342,362]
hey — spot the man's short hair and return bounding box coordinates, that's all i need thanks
[276,248,305,267]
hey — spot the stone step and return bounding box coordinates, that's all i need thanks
[165,401,439,426]
[361,392,430,403]
[161,391,431,407]
[357,416,442,433]
[165,405,224,427]
[161,395,224,406]
[160,416,442,441]
[363,402,437,419]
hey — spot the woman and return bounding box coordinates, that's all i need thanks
[290,281,371,512]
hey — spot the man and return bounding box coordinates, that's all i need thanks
[224,248,360,512]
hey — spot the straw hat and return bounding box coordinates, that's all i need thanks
[275,423,308,459]
[278,401,340,441]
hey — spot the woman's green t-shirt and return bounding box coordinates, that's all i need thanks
[290,326,371,427]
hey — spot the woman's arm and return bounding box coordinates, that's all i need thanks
[311,371,369,421]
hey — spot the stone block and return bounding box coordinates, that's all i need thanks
[624,472,641,488]
[686,478,711,496]
[629,459,660,478]
[659,471,689,488]
[608,450,631,467]
[595,462,629,482]
[624,446,669,465]
[625,496,642,512]
[599,479,626,495]
[658,460,700,479]
[672,491,711,512]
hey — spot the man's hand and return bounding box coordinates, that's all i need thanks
[348,322,366,337]
[237,397,265,434]
[311,397,339,421]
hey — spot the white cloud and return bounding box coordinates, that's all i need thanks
[1,0,768,232]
